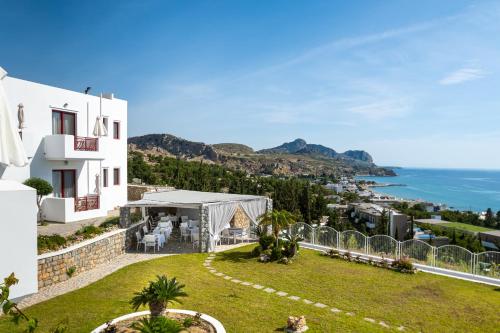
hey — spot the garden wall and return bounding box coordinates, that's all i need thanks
[37,221,145,288]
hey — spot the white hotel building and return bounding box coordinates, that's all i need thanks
[0,72,128,223]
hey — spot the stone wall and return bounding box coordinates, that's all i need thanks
[128,184,174,201]
[37,221,145,289]
[231,206,250,229]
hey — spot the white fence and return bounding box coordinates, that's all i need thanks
[287,222,500,279]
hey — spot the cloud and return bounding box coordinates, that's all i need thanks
[348,99,412,120]
[439,67,486,85]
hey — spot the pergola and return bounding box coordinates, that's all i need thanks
[126,189,271,252]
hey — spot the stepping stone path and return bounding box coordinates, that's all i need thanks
[203,253,407,332]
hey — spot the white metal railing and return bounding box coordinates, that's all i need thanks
[289,222,500,280]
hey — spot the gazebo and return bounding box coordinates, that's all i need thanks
[126,189,271,252]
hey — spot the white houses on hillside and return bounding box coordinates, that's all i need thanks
[0,69,127,222]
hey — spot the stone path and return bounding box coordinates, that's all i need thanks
[203,254,408,331]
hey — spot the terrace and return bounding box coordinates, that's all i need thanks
[1,245,498,332]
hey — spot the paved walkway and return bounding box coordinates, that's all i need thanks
[204,254,407,332]
[37,210,119,236]
[17,242,253,309]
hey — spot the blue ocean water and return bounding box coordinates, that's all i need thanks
[357,168,500,212]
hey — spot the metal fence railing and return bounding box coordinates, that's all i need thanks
[288,222,500,279]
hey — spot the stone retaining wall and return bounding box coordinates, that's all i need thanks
[37,221,145,288]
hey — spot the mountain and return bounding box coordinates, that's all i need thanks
[258,138,373,163]
[128,134,395,177]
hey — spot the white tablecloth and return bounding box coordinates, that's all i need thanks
[151,232,166,247]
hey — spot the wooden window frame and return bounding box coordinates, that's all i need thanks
[52,110,77,136]
[52,169,77,198]
[113,168,120,186]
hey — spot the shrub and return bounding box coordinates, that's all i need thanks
[75,225,103,239]
[182,317,193,328]
[66,266,76,278]
[259,235,276,250]
[392,257,414,273]
[251,245,262,257]
[270,246,283,261]
[38,234,67,252]
[100,216,119,229]
[130,275,187,317]
[132,317,182,333]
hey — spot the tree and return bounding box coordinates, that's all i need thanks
[23,177,53,222]
[259,210,297,247]
[375,209,389,235]
[130,275,187,317]
[485,208,495,228]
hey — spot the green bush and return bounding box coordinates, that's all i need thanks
[259,235,276,250]
[182,317,193,328]
[75,225,103,239]
[38,234,67,252]
[270,246,283,261]
[251,245,262,257]
[100,216,119,229]
[132,316,182,333]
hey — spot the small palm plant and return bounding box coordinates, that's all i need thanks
[285,234,303,258]
[132,316,182,333]
[259,210,297,247]
[130,275,187,317]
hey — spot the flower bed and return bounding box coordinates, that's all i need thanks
[91,310,226,333]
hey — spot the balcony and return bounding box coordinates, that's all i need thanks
[42,195,103,223]
[44,135,105,160]
[75,195,100,212]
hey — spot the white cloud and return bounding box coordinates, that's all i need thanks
[348,99,412,120]
[439,67,486,85]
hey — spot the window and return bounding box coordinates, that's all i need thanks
[113,168,120,185]
[103,168,109,187]
[52,110,76,135]
[52,170,76,198]
[113,121,120,139]
[102,117,109,135]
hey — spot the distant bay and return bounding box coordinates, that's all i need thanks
[357,168,500,212]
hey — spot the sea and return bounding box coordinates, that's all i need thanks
[357,168,500,212]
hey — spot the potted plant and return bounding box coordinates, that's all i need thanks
[130,275,187,317]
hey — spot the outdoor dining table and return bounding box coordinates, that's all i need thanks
[228,228,246,244]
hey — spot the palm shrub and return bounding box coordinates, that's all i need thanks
[284,234,303,258]
[132,316,182,333]
[130,275,187,317]
[258,210,297,248]
[258,235,275,250]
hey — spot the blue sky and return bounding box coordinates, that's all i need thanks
[1,0,500,169]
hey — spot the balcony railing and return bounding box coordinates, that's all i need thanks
[74,136,99,151]
[75,195,100,212]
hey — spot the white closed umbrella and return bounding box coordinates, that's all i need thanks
[92,116,108,137]
[0,67,28,167]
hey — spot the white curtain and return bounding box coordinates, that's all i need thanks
[0,67,28,167]
[207,202,239,251]
[239,199,267,225]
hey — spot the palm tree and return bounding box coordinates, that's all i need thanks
[130,275,187,317]
[259,210,297,247]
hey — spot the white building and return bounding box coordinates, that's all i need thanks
[0,70,127,222]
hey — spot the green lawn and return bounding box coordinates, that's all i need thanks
[437,222,494,233]
[1,246,498,333]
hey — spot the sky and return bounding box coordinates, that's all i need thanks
[1,0,500,169]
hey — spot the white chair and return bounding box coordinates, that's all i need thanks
[192,232,200,249]
[180,222,188,229]
[181,216,189,223]
[142,225,149,235]
[143,234,158,252]
[135,231,145,251]
[180,226,190,242]
[219,228,230,245]
[189,220,199,228]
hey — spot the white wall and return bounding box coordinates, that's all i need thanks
[0,180,38,298]
[0,75,128,222]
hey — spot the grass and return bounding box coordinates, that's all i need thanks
[1,246,499,333]
[436,222,494,233]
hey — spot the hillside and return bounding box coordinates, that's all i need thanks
[128,134,395,177]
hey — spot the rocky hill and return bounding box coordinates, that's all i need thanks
[259,138,373,162]
[128,134,395,177]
